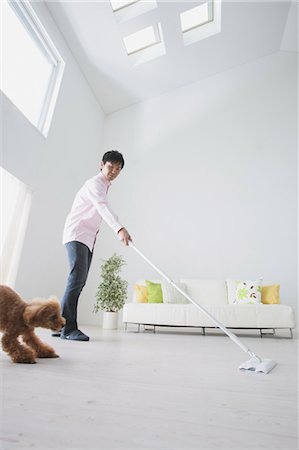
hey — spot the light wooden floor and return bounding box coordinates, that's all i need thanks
[0,326,298,449]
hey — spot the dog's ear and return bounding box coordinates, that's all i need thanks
[23,302,48,326]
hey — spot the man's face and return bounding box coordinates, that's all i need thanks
[101,161,122,182]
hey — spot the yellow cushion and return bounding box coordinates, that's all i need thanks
[261,284,280,304]
[134,284,148,303]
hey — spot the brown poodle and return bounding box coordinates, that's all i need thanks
[0,285,65,364]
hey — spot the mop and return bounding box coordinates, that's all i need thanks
[129,242,277,374]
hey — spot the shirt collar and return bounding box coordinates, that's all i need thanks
[99,170,111,187]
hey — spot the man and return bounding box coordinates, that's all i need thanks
[57,150,131,341]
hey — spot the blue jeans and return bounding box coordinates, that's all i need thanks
[61,241,93,334]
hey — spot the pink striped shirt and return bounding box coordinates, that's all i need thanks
[62,172,122,252]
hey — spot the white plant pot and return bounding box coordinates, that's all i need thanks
[102,311,118,330]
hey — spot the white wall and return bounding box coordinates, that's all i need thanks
[2,2,105,304]
[86,50,297,328]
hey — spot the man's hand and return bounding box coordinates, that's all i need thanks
[118,228,132,246]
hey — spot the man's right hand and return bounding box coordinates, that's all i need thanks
[118,228,132,246]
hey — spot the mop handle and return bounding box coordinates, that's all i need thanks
[129,242,253,356]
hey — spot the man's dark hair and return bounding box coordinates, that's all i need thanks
[102,150,125,169]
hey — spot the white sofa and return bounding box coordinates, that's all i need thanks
[122,279,296,337]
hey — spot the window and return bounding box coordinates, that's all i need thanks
[0,167,32,287]
[180,2,212,33]
[181,0,222,46]
[110,0,139,12]
[1,0,65,137]
[122,23,165,65]
[110,0,157,23]
[123,24,161,55]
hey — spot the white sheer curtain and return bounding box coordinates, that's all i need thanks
[0,167,32,287]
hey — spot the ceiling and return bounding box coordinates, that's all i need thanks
[45,0,297,114]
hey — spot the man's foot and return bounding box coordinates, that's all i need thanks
[60,329,89,341]
[51,330,61,337]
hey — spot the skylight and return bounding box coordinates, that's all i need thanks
[123,25,161,55]
[180,2,212,33]
[112,0,157,24]
[181,0,221,47]
[110,0,139,12]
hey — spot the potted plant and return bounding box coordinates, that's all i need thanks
[94,253,128,329]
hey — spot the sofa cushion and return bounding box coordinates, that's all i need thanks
[261,285,280,304]
[134,284,148,303]
[132,279,189,303]
[226,278,263,304]
[162,280,190,304]
[133,280,162,303]
[180,279,228,305]
[145,280,163,303]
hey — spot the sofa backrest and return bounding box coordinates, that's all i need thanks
[180,279,228,305]
[133,279,228,305]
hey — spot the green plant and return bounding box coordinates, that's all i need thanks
[94,253,128,313]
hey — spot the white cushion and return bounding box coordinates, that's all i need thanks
[162,280,189,304]
[180,279,228,305]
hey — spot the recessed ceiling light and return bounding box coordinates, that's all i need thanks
[123,25,161,55]
[110,0,139,12]
[180,2,212,33]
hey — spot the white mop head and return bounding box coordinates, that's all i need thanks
[239,356,277,374]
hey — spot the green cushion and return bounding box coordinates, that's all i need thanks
[145,280,163,303]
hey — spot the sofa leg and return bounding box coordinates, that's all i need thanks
[260,328,276,338]
[137,324,140,333]
[143,325,156,333]
[202,327,205,336]
[290,328,293,339]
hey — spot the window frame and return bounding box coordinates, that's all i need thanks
[0,166,32,287]
[180,1,214,34]
[110,0,139,12]
[2,0,65,137]
[123,24,161,56]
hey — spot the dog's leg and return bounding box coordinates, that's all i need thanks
[22,330,59,358]
[1,332,36,364]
